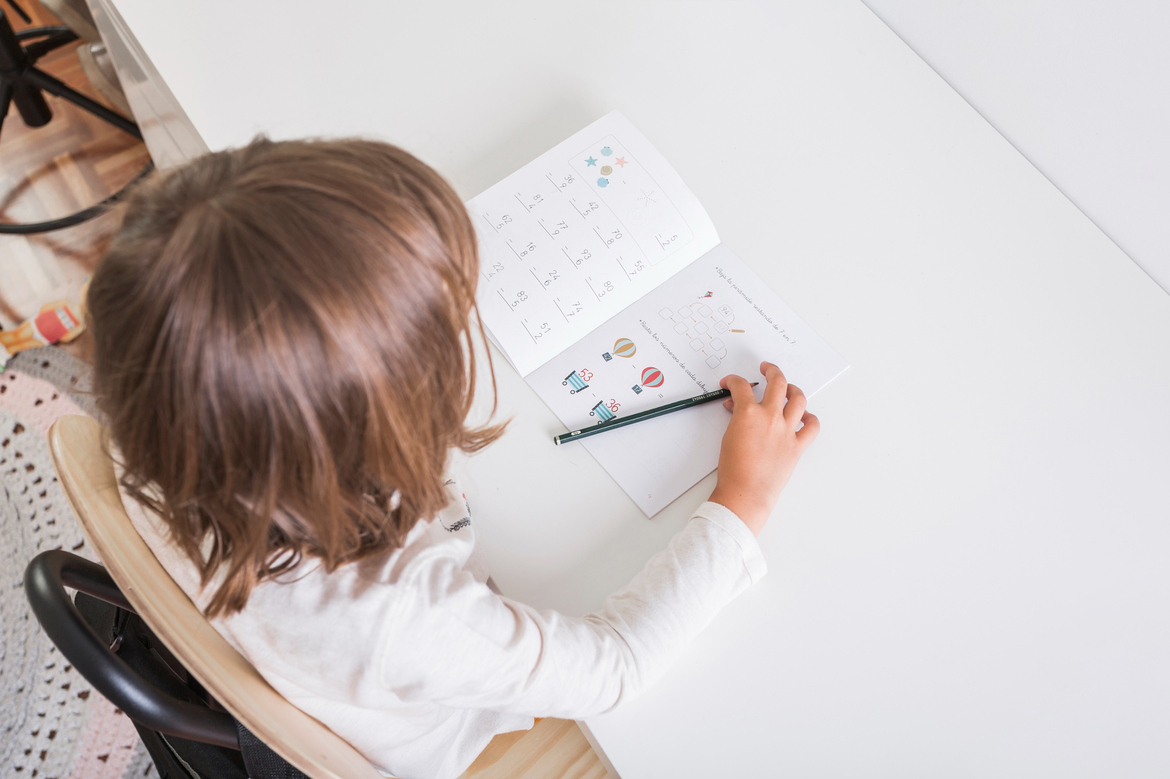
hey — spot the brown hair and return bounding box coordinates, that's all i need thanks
[88,137,504,617]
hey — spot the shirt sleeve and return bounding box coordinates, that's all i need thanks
[377,501,767,719]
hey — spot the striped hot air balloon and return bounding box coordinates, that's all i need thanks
[641,367,664,388]
[613,338,636,358]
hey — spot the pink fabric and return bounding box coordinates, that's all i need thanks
[0,369,86,436]
[66,697,143,779]
[2,366,144,777]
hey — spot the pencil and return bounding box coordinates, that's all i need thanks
[554,382,759,445]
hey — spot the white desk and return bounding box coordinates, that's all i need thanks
[863,0,1170,295]
[88,1,1170,776]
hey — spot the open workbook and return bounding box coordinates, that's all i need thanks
[469,111,848,515]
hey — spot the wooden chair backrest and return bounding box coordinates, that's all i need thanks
[49,414,384,779]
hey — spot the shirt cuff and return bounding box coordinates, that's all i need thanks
[692,501,768,584]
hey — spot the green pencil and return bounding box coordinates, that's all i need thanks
[554,382,759,445]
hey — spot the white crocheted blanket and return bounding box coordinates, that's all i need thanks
[1,347,153,778]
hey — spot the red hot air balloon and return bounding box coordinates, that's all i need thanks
[640,367,664,389]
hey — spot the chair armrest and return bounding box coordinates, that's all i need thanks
[24,550,240,750]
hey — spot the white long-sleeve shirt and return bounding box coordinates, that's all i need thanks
[123,479,767,779]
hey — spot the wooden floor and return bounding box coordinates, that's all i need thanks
[1,3,609,776]
[0,0,148,331]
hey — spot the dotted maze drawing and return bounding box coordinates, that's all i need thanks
[658,299,737,369]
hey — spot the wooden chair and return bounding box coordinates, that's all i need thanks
[43,414,383,779]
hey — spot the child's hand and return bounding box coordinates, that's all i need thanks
[708,362,820,536]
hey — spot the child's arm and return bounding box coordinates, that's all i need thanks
[379,362,816,717]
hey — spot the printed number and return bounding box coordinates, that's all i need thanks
[544,270,560,286]
[519,242,536,258]
[606,399,621,413]
[579,369,594,381]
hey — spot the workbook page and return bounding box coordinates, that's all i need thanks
[469,111,719,376]
[526,245,849,516]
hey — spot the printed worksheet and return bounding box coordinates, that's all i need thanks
[526,245,848,515]
[471,112,848,515]
[469,111,719,376]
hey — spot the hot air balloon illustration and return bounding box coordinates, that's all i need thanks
[613,338,636,358]
[640,367,664,389]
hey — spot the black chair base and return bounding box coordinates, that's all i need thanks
[26,550,308,779]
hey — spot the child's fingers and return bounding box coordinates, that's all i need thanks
[796,411,820,445]
[722,374,757,410]
[723,398,734,411]
[784,383,807,424]
[760,362,788,410]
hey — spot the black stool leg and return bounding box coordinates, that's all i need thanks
[2,0,32,25]
[0,7,148,234]
[25,66,140,137]
[0,77,13,141]
[21,27,79,62]
[0,9,51,127]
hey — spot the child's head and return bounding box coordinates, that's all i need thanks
[88,137,503,616]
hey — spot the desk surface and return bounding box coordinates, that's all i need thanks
[863,0,1170,295]
[96,1,1170,776]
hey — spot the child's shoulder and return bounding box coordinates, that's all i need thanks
[434,479,473,534]
[118,472,484,618]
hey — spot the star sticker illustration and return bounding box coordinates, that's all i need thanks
[585,156,597,166]
[615,156,628,168]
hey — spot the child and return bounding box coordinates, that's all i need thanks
[87,138,819,779]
